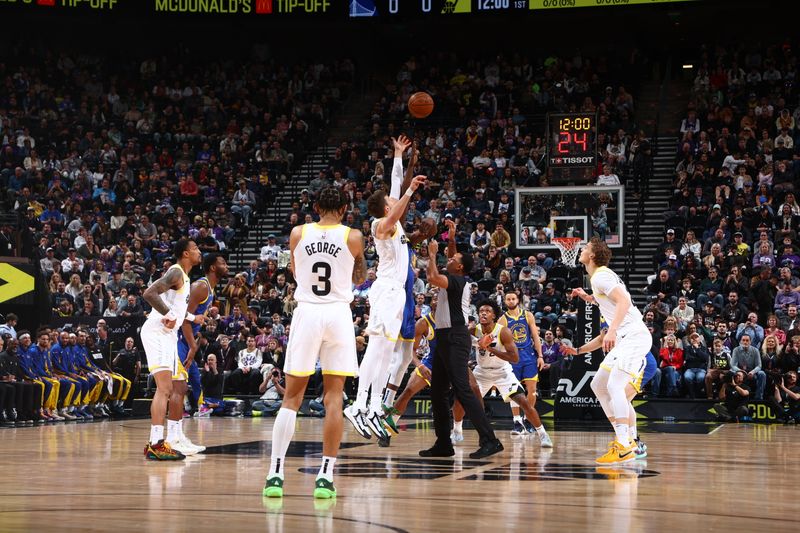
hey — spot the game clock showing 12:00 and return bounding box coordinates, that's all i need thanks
[547,112,597,168]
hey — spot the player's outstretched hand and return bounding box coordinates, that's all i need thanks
[392,135,412,155]
[561,345,578,356]
[570,287,590,301]
[409,174,426,191]
[428,239,439,256]
[444,217,456,232]
[192,314,207,325]
[417,365,432,382]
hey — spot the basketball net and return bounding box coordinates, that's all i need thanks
[552,237,583,269]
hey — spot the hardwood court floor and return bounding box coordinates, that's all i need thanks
[0,416,797,532]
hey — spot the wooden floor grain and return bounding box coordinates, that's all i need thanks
[0,417,796,532]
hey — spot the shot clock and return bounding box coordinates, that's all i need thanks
[546,112,597,184]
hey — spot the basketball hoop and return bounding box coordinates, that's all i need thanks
[552,237,583,268]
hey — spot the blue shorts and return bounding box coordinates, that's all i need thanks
[642,351,657,386]
[398,279,416,342]
[511,353,539,382]
[420,353,433,371]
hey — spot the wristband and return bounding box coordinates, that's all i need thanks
[186,313,196,322]
[405,187,414,197]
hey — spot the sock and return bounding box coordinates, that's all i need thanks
[269,408,298,480]
[613,423,631,447]
[150,425,164,445]
[513,415,523,424]
[177,418,185,440]
[628,402,638,441]
[167,419,180,443]
[383,388,397,407]
[535,425,547,437]
[317,456,336,482]
[453,420,463,433]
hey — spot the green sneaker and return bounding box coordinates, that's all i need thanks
[262,476,284,498]
[313,478,337,499]
[382,405,400,435]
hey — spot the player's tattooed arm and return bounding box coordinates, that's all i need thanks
[348,229,367,285]
[143,267,183,316]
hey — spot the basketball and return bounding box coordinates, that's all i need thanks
[408,92,434,119]
[419,217,438,238]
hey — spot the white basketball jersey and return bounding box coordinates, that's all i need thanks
[590,266,647,336]
[145,264,190,333]
[372,218,409,285]
[473,323,510,371]
[294,223,355,305]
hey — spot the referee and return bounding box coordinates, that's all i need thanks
[420,237,503,460]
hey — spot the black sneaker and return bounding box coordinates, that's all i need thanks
[510,420,525,435]
[419,445,455,457]
[523,419,535,434]
[377,434,391,448]
[469,439,504,459]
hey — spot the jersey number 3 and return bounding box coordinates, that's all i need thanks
[311,262,331,296]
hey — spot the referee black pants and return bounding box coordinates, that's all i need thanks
[430,326,496,447]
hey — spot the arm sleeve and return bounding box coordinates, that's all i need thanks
[390,157,403,199]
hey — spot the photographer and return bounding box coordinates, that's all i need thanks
[767,371,800,423]
[197,354,224,416]
[714,370,752,422]
[730,334,766,400]
[251,364,285,416]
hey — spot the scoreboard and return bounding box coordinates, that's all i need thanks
[0,0,697,17]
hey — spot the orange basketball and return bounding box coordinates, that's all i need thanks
[408,92,434,119]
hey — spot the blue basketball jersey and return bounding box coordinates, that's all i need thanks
[178,277,213,348]
[399,247,417,341]
[503,309,535,362]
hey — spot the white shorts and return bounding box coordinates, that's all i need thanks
[141,320,185,381]
[284,302,358,377]
[473,365,524,402]
[599,327,651,377]
[364,280,406,340]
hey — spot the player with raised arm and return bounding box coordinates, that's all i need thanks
[141,238,204,461]
[344,163,427,442]
[562,316,657,459]
[173,252,229,454]
[571,237,651,464]
[263,186,367,500]
[472,300,552,448]
[380,138,438,437]
[498,291,545,436]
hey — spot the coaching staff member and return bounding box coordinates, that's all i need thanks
[421,234,503,459]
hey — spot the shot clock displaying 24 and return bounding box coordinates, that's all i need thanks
[547,112,597,167]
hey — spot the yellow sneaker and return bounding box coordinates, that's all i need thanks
[595,440,636,465]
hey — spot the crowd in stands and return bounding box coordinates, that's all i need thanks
[5,39,795,423]
[649,40,800,417]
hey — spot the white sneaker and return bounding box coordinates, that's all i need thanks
[344,405,372,440]
[539,433,554,448]
[364,410,389,439]
[450,430,464,443]
[167,438,199,456]
[181,435,206,453]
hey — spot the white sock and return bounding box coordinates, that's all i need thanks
[167,419,180,443]
[317,456,336,482]
[269,408,298,480]
[628,403,638,441]
[613,423,631,447]
[513,415,523,424]
[383,388,397,407]
[150,425,164,445]
[177,418,185,440]
[453,420,463,433]
[535,425,547,437]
